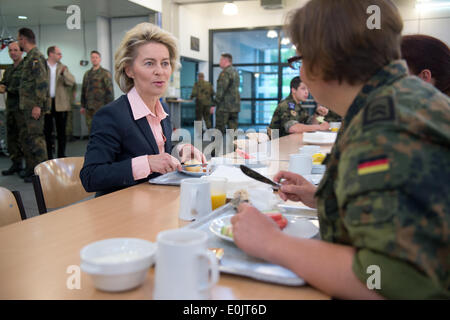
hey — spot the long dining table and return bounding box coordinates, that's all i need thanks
[0,133,333,300]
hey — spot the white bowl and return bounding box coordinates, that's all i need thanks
[80,238,156,292]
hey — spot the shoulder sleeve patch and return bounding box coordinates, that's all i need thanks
[288,102,295,110]
[363,96,395,126]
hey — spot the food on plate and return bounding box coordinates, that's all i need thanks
[263,211,288,230]
[221,211,288,239]
[184,159,202,172]
[221,225,233,238]
[316,116,325,124]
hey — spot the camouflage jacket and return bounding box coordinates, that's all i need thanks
[316,60,450,299]
[19,47,49,112]
[215,65,240,113]
[190,79,214,107]
[81,67,114,111]
[0,60,24,110]
[269,94,312,137]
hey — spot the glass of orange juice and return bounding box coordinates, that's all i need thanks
[202,177,228,210]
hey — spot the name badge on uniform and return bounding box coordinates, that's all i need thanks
[288,102,295,110]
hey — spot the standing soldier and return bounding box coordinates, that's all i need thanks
[214,53,240,134]
[17,28,50,183]
[80,50,114,133]
[0,42,24,176]
[190,72,214,129]
[44,45,76,159]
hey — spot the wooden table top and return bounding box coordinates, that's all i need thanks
[0,133,332,300]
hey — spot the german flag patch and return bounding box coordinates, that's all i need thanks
[357,156,390,175]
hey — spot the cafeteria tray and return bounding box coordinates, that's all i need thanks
[184,204,320,286]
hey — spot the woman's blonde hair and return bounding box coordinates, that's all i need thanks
[114,22,180,93]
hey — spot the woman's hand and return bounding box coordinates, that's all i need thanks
[231,203,282,261]
[147,153,182,174]
[273,171,318,208]
[179,144,206,164]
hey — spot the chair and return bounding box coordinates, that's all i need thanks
[0,187,27,227]
[32,157,94,214]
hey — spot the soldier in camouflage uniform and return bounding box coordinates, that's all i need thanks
[17,28,50,182]
[270,76,329,137]
[0,42,24,175]
[81,50,114,133]
[229,0,449,299]
[214,53,240,134]
[190,72,214,129]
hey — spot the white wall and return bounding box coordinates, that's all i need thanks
[176,0,450,65]
[110,16,150,98]
[0,23,97,88]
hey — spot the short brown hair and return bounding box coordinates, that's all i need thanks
[401,34,450,95]
[286,0,403,85]
[18,28,36,44]
[47,46,56,56]
[91,50,101,57]
[221,53,233,63]
[114,22,179,93]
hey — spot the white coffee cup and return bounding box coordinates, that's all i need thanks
[179,178,212,221]
[153,229,219,300]
[299,145,321,155]
[289,153,313,175]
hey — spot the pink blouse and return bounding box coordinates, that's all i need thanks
[127,87,168,180]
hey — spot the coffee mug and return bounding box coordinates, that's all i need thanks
[153,229,219,300]
[179,178,212,221]
[288,153,313,176]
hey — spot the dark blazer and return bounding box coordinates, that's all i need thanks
[80,95,173,197]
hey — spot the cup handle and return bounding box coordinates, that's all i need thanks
[198,251,219,291]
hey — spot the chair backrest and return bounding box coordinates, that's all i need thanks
[33,157,94,214]
[0,187,26,227]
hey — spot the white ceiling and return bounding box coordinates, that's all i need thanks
[0,0,155,28]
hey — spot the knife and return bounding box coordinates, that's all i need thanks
[239,165,281,191]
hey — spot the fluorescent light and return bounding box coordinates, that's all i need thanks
[254,73,260,78]
[18,16,28,20]
[223,2,238,16]
[128,0,162,12]
[281,37,290,45]
[416,1,450,10]
[267,30,278,38]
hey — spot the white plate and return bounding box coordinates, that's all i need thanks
[209,214,319,242]
[303,132,337,145]
[180,169,210,177]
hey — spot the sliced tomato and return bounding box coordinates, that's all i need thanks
[265,212,282,221]
[277,216,288,230]
[264,212,288,230]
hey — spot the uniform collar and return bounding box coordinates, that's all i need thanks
[343,60,408,126]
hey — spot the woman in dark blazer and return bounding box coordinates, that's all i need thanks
[80,23,204,197]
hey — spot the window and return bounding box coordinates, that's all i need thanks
[210,28,304,125]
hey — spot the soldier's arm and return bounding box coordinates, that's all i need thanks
[33,59,50,112]
[81,73,87,108]
[103,71,114,104]
[215,73,230,105]
[334,127,449,299]
[190,83,197,99]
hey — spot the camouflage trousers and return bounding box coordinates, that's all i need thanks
[215,110,239,134]
[5,108,24,164]
[195,104,212,129]
[17,109,48,173]
[85,108,99,134]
